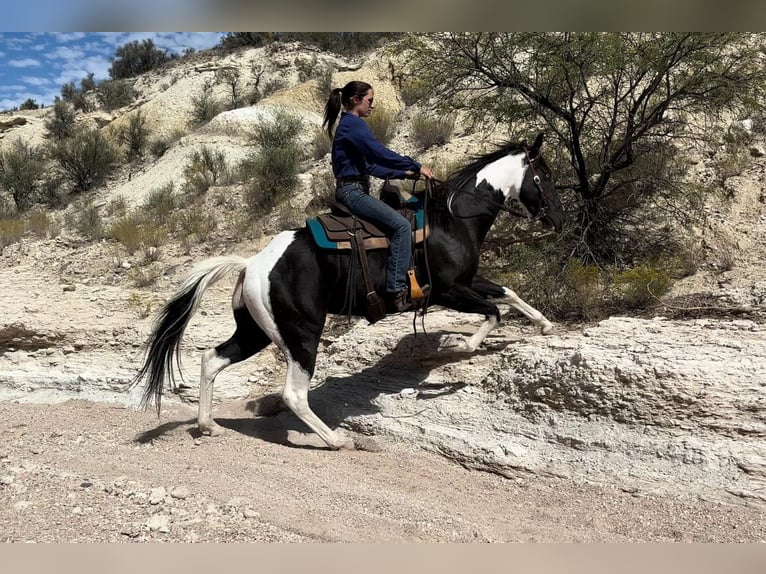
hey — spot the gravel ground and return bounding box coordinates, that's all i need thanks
[1,398,764,543]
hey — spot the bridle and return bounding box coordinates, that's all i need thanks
[443,146,553,222]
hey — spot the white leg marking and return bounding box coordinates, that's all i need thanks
[439,315,499,352]
[282,360,353,450]
[198,349,230,436]
[502,287,554,334]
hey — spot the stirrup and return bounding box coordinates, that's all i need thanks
[407,269,428,302]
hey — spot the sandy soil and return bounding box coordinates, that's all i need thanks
[1,398,764,543]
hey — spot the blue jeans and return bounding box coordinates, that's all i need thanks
[336,182,411,293]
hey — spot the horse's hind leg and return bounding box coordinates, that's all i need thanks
[199,306,270,436]
[276,322,353,450]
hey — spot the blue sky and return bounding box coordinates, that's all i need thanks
[0,32,225,111]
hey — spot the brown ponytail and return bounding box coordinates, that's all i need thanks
[322,81,373,138]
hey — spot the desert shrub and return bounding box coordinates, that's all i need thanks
[150,137,170,158]
[26,209,54,238]
[244,146,301,213]
[411,115,454,150]
[109,39,172,79]
[311,128,332,160]
[110,214,144,253]
[19,98,39,110]
[110,213,168,254]
[0,217,24,247]
[364,107,396,145]
[400,78,429,106]
[118,110,151,161]
[49,129,118,192]
[0,139,45,211]
[296,55,319,82]
[183,146,229,194]
[189,80,223,126]
[563,259,605,319]
[172,207,217,243]
[126,292,152,318]
[106,195,128,217]
[613,264,671,308]
[96,79,137,111]
[316,65,334,98]
[142,183,177,225]
[304,169,337,215]
[250,109,303,148]
[216,68,244,110]
[74,202,104,239]
[61,81,94,113]
[243,110,303,213]
[44,100,76,141]
[80,73,96,92]
[128,265,161,288]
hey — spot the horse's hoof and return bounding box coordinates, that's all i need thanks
[335,437,357,451]
[438,334,471,352]
[541,322,554,335]
[200,423,225,437]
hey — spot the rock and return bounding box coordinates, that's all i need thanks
[169,486,191,500]
[62,285,76,292]
[146,513,170,532]
[149,487,167,504]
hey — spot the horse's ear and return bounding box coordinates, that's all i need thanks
[531,132,544,154]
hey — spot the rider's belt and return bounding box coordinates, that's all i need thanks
[336,177,370,187]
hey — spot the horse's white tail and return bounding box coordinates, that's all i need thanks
[175,255,249,322]
[133,255,249,412]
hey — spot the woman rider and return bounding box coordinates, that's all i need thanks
[322,80,434,312]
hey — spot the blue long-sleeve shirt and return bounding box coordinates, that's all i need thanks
[332,112,420,180]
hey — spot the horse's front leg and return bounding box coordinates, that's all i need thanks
[433,284,502,352]
[471,275,554,335]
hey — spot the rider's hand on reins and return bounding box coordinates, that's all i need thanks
[419,166,434,180]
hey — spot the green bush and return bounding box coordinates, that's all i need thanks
[411,115,454,150]
[0,217,24,247]
[150,137,170,158]
[26,209,55,238]
[110,213,169,254]
[614,264,671,308]
[189,80,223,126]
[0,139,45,211]
[96,79,137,111]
[400,78,429,106]
[311,128,332,160]
[315,65,334,99]
[118,110,151,161]
[142,183,177,225]
[44,100,76,141]
[183,146,229,195]
[250,109,303,148]
[109,39,172,79]
[243,109,304,214]
[61,81,93,112]
[245,146,301,213]
[49,129,118,192]
[364,107,396,145]
[19,98,39,110]
[74,202,105,239]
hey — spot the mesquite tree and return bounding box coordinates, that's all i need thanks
[397,33,766,265]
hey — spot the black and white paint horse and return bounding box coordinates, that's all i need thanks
[134,133,564,449]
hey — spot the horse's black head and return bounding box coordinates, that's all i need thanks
[517,133,564,232]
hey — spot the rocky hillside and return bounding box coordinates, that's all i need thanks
[1,40,765,512]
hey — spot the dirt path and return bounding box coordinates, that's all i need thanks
[1,398,764,543]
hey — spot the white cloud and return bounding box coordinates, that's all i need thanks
[9,58,41,68]
[20,76,53,87]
